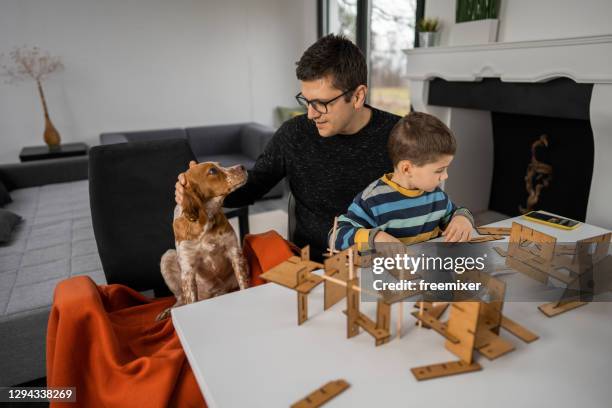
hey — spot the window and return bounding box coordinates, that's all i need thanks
[370,0,418,115]
[319,0,423,115]
[325,0,358,43]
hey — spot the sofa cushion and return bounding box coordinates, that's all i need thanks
[125,128,186,142]
[186,124,244,157]
[0,180,105,320]
[100,128,187,145]
[195,154,256,170]
[0,179,104,386]
[0,180,11,205]
[240,123,273,161]
[0,209,21,243]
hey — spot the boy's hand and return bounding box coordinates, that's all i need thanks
[175,161,197,207]
[374,231,402,244]
[442,215,473,242]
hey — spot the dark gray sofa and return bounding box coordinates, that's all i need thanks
[100,122,284,198]
[0,156,101,386]
[0,143,254,386]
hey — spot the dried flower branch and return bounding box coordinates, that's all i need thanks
[1,46,64,84]
[0,46,64,147]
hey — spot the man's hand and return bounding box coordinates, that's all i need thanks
[175,161,197,207]
[442,215,473,242]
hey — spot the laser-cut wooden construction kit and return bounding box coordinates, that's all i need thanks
[410,270,538,380]
[503,222,611,317]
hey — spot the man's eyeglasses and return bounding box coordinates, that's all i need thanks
[295,88,355,114]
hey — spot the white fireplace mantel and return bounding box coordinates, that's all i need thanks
[404,35,612,229]
[404,35,612,83]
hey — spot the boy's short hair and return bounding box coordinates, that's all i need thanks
[295,34,367,101]
[388,112,457,167]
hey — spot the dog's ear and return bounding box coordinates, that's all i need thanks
[182,186,201,221]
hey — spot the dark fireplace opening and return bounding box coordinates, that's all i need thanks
[428,78,595,221]
[489,112,594,221]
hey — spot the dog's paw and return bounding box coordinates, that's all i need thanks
[238,277,250,290]
[156,307,172,321]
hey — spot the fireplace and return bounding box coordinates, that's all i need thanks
[404,35,612,229]
[427,77,595,221]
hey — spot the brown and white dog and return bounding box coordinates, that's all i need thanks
[157,162,250,320]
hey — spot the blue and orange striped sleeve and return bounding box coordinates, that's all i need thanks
[440,192,474,229]
[440,194,458,228]
[329,193,378,251]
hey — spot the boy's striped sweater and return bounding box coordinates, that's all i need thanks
[331,174,473,250]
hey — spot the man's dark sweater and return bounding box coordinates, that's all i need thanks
[225,106,401,260]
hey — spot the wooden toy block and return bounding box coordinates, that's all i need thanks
[478,302,503,333]
[323,249,352,310]
[301,246,310,262]
[261,246,324,289]
[410,268,537,379]
[341,278,392,345]
[376,300,391,332]
[505,223,611,317]
[375,300,392,346]
[346,277,360,338]
[538,300,588,317]
[411,311,459,343]
[476,227,512,236]
[506,223,557,283]
[396,302,403,339]
[413,301,449,328]
[261,261,309,289]
[355,314,391,344]
[291,379,350,408]
[411,360,482,381]
[543,238,612,317]
[296,275,325,294]
[445,302,480,364]
[327,216,339,258]
[542,265,576,284]
[506,256,549,283]
[575,233,611,262]
[493,246,508,257]
[475,331,515,360]
[475,272,506,334]
[500,316,539,342]
[297,293,308,325]
[556,244,577,255]
[260,245,327,325]
[377,286,423,304]
[470,235,505,243]
[410,301,482,381]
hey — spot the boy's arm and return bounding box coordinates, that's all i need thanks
[440,196,474,229]
[329,195,379,251]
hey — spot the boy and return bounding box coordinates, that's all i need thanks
[331,112,473,250]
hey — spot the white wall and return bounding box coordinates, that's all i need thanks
[0,0,317,164]
[426,0,612,46]
[497,0,612,42]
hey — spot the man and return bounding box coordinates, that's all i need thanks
[176,34,400,261]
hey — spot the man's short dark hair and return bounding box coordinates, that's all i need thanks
[388,112,457,167]
[296,34,367,100]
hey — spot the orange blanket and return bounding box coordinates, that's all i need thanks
[47,230,294,408]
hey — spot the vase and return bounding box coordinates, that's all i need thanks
[44,116,61,148]
[419,32,440,48]
[37,79,61,149]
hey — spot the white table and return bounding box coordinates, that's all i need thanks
[173,216,612,408]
